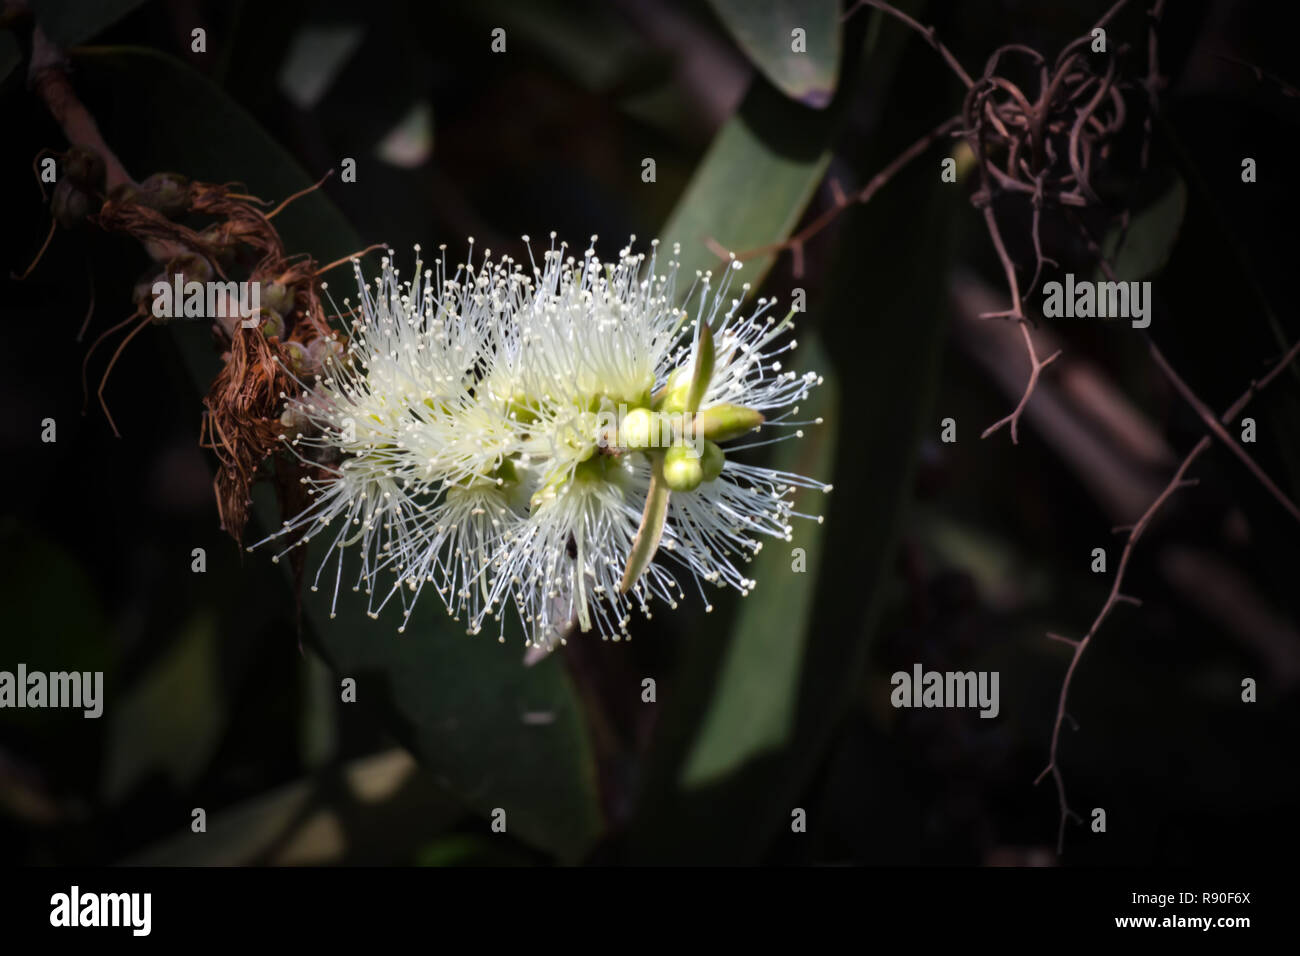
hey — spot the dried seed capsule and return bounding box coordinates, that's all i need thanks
[280,340,311,374]
[137,172,190,217]
[62,145,106,193]
[51,180,93,229]
[166,252,214,285]
[261,280,295,317]
[253,307,286,339]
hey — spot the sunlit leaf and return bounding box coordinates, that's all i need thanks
[660,80,832,292]
[705,0,842,108]
[277,23,365,110]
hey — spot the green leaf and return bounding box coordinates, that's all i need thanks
[126,750,465,865]
[0,519,115,752]
[660,1,894,295]
[706,0,842,108]
[102,612,225,803]
[467,0,648,94]
[632,116,962,862]
[74,46,603,861]
[289,555,602,860]
[277,23,366,110]
[31,0,150,48]
[680,336,837,789]
[1097,175,1187,282]
[659,79,833,293]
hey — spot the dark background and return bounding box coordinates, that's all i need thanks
[1,0,1297,866]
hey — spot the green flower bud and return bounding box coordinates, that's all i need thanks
[694,403,764,443]
[663,442,704,492]
[655,367,690,414]
[700,440,725,482]
[620,407,658,449]
[657,321,714,415]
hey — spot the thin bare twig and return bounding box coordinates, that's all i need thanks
[314,243,388,278]
[843,0,975,88]
[980,321,1062,443]
[1214,51,1300,100]
[97,313,153,438]
[705,116,963,275]
[1149,343,1300,524]
[11,219,56,280]
[75,262,95,342]
[28,25,134,190]
[81,309,142,412]
[1038,334,1300,853]
[266,169,335,220]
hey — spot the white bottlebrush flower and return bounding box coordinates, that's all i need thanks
[251,236,830,649]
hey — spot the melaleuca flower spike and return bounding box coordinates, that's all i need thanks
[252,238,830,648]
